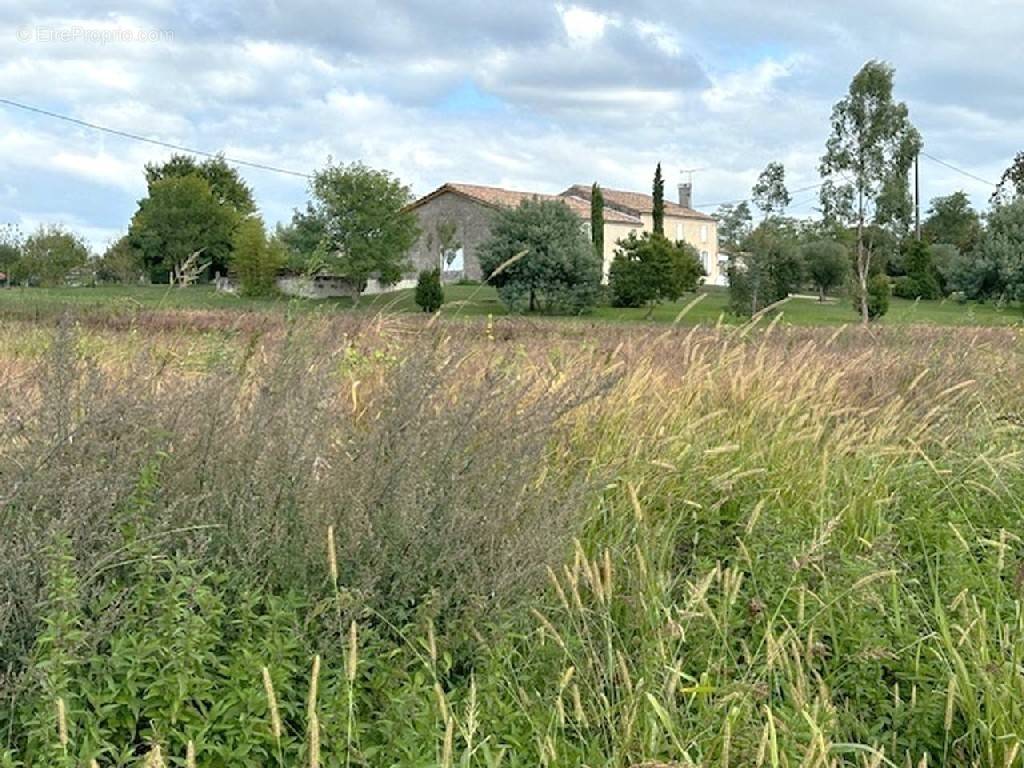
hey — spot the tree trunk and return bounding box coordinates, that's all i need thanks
[857,188,869,325]
[818,286,826,303]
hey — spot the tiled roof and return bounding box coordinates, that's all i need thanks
[561,184,716,222]
[408,183,642,224]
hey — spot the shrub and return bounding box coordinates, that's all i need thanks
[413,268,443,312]
[608,232,703,310]
[230,218,285,296]
[855,273,890,319]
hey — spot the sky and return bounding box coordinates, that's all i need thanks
[1,1,1020,251]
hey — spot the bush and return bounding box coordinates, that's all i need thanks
[608,232,703,309]
[893,275,920,299]
[414,268,444,312]
[230,218,285,296]
[855,273,891,319]
[479,199,601,314]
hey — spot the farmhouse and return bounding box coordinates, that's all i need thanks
[406,180,726,287]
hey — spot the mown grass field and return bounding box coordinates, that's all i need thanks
[0,283,1021,328]
[2,307,1024,767]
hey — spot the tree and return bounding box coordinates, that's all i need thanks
[230,217,285,296]
[893,239,942,300]
[752,162,791,219]
[652,163,665,236]
[609,232,704,313]
[276,204,328,270]
[921,191,981,254]
[993,151,1024,204]
[414,268,444,312]
[801,240,849,301]
[0,224,22,285]
[727,222,803,315]
[15,225,90,286]
[306,161,419,291]
[129,175,239,283]
[820,61,921,323]
[974,198,1024,305]
[479,198,601,314]
[928,243,959,294]
[590,183,604,259]
[714,202,753,251]
[145,154,256,217]
[95,235,145,284]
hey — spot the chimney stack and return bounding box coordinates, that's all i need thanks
[678,182,692,209]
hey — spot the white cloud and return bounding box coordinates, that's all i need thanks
[557,5,614,45]
[0,0,1020,239]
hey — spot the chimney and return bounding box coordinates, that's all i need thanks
[678,182,692,209]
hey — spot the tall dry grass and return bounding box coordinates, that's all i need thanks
[2,313,1023,766]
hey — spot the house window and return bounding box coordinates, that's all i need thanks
[701,251,709,271]
[700,224,708,243]
[443,247,464,272]
[675,222,684,240]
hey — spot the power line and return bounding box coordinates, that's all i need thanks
[693,179,830,211]
[920,151,996,187]
[0,97,313,179]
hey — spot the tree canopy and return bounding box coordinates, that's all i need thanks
[144,154,256,217]
[921,191,981,254]
[14,225,91,286]
[714,202,753,251]
[752,162,791,219]
[652,164,665,236]
[129,175,239,283]
[590,183,604,259]
[609,232,704,312]
[305,161,419,288]
[479,198,601,314]
[801,239,849,301]
[820,60,921,323]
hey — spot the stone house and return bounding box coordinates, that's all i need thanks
[405,180,726,287]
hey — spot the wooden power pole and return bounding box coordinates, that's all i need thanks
[915,153,921,241]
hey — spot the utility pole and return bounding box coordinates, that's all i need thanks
[914,152,921,241]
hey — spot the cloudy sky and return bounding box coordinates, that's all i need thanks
[1,1,1020,249]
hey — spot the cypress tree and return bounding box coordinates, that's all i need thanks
[652,163,665,236]
[590,183,604,259]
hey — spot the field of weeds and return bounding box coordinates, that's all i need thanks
[2,311,1023,767]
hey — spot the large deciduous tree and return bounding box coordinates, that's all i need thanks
[129,175,239,283]
[820,60,921,324]
[921,191,981,254]
[306,161,419,291]
[752,162,792,219]
[479,198,600,314]
[145,154,256,217]
[652,163,665,236]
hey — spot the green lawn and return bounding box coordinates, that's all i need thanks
[0,283,1020,327]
